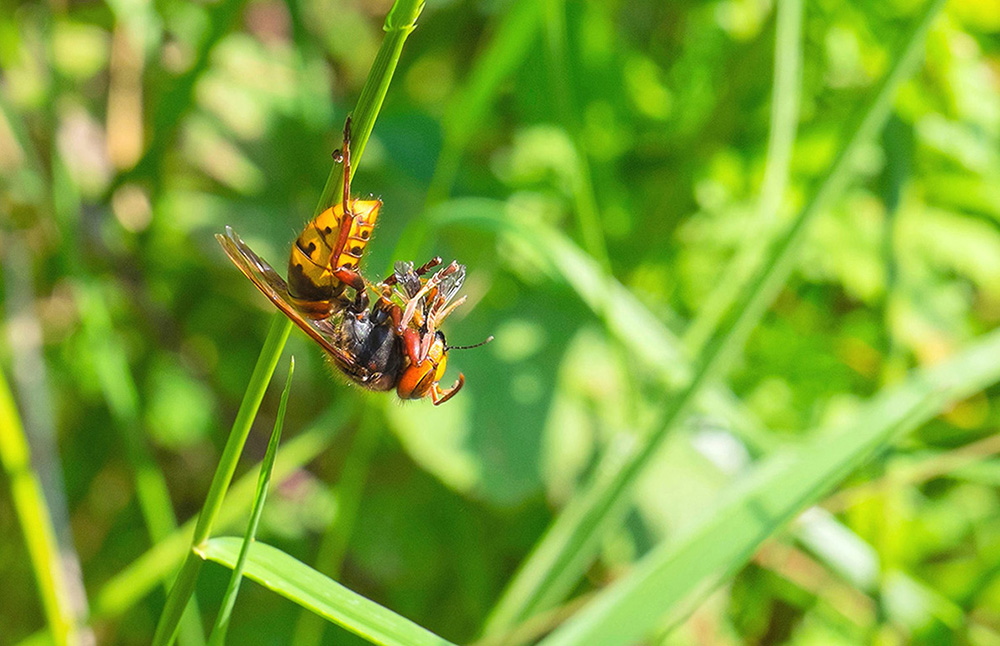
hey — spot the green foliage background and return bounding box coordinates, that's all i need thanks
[2,0,1000,643]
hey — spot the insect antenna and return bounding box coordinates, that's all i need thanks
[446,336,494,351]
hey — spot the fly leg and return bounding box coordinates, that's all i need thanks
[381,256,442,287]
[431,374,464,405]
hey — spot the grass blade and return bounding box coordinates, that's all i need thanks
[89,404,353,624]
[314,0,425,214]
[200,537,457,646]
[153,0,424,640]
[152,315,291,646]
[540,325,1000,646]
[423,0,542,206]
[542,0,609,268]
[426,198,775,451]
[683,0,804,352]
[207,358,295,646]
[77,281,207,646]
[395,0,542,263]
[482,0,947,632]
[0,370,77,645]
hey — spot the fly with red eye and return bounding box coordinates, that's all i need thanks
[217,117,490,404]
[375,260,493,405]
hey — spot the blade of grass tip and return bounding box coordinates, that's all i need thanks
[482,0,946,633]
[89,403,354,625]
[207,358,295,646]
[683,0,803,353]
[292,403,383,646]
[151,315,291,646]
[154,0,424,641]
[0,370,77,646]
[541,324,1000,646]
[200,538,457,646]
[314,0,426,215]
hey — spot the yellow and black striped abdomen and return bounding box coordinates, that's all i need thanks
[287,199,381,315]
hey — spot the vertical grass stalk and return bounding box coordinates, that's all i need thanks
[78,282,206,646]
[422,0,541,208]
[89,405,353,625]
[151,2,426,643]
[394,0,540,266]
[314,0,426,213]
[543,0,610,269]
[683,0,803,352]
[151,316,291,646]
[207,358,295,645]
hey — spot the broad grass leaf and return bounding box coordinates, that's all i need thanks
[200,537,456,646]
[540,325,1000,646]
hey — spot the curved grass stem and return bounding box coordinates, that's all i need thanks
[150,2,426,643]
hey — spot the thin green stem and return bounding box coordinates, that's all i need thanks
[395,0,541,264]
[207,358,295,645]
[543,0,610,270]
[152,2,425,641]
[314,0,425,215]
[684,0,803,353]
[77,281,206,646]
[0,370,77,646]
[482,0,946,633]
[152,315,291,646]
[89,404,353,625]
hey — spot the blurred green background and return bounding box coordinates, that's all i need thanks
[3,0,1000,643]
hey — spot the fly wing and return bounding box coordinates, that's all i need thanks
[217,226,370,380]
[436,263,466,304]
[393,260,423,299]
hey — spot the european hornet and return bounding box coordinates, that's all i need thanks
[217,118,490,404]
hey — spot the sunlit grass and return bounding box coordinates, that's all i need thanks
[483,0,948,634]
[152,1,425,644]
[0,371,77,645]
[4,0,1000,644]
[207,357,294,645]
